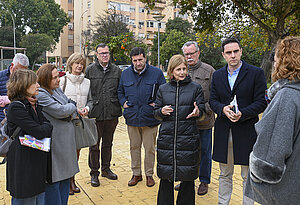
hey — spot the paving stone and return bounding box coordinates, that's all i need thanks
[0,117,256,204]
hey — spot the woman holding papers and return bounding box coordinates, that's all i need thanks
[37,64,80,205]
[6,69,53,204]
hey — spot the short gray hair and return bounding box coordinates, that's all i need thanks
[181,41,200,52]
[12,53,29,67]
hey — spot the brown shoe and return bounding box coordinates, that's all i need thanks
[70,176,80,193]
[146,176,155,187]
[102,169,118,180]
[69,188,74,195]
[197,182,208,195]
[174,183,180,191]
[128,175,142,186]
[91,175,100,187]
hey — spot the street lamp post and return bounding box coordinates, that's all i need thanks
[79,10,88,54]
[7,11,16,55]
[153,14,165,69]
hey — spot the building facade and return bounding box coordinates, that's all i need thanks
[47,0,186,67]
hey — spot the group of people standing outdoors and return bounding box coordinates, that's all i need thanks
[0,35,299,205]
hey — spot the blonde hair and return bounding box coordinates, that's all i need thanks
[272,36,300,82]
[66,52,86,73]
[7,69,37,101]
[167,54,188,80]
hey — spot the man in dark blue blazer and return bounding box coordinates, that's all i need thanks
[209,38,267,205]
[118,47,166,187]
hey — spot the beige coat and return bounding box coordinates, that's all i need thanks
[188,61,215,129]
[59,72,93,111]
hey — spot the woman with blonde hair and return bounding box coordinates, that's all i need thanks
[245,36,300,205]
[154,54,205,204]
[59,52,93,195]
[6,69,53,204]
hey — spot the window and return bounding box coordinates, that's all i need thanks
[87,1,91,8]
[124,16,130,24]
[88,16,91,23]
[138,33,145,39]
[68,46,73,52]
[108,2,120,10]
[120,4,130,12]
[68,0,72,3]
[129,19,135,25]
[68,34,73,40]
[130,7,135,13]
[68,23,73,30]
[138,21,144,28]
[68,10,73,18]
[139,7,145,13]
[108,2,130,12]
[147,21,154,28]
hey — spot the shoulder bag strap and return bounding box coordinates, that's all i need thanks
[63,75,67,92]
[10,126,21,140]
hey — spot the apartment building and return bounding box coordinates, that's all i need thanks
[47,0,186,67]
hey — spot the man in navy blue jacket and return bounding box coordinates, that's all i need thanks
[0,53,29,121]
[118,47,166,187]
[209,38,267,205]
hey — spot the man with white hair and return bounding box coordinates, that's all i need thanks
[0,53,29,121]
[175,41,215,195]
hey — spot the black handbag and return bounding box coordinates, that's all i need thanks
[72,117,98,149]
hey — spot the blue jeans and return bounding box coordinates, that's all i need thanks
[198,129,212,184]
[12,192,45,205]
[44,179,70,205]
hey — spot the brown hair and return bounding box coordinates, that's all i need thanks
[66,52,86,73]
[272,36,300,82]
[167,54,188,80]
[36,64,56,94]
[7,69,37,101]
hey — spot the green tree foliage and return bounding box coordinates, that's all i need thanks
[20,33,55,69]
[160,30,191,69]
[150,17,195,68]
[92,9,147,65]
[0,0,69,42]
[93,33,146,65]
[165,17,194,35]
[0,26,22,58]
[141,0,300,81]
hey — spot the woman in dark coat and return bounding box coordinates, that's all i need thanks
[154,54,205,205]
[6,69,53,204]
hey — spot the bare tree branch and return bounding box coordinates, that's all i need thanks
[232,0,274,36]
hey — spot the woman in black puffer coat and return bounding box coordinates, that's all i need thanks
[154,54,205,205]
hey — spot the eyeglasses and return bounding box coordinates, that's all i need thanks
[97,52,110,56]
[183,50,198,57]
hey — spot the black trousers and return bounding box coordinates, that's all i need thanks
[88,119,118,176]
[157,179,195,205]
